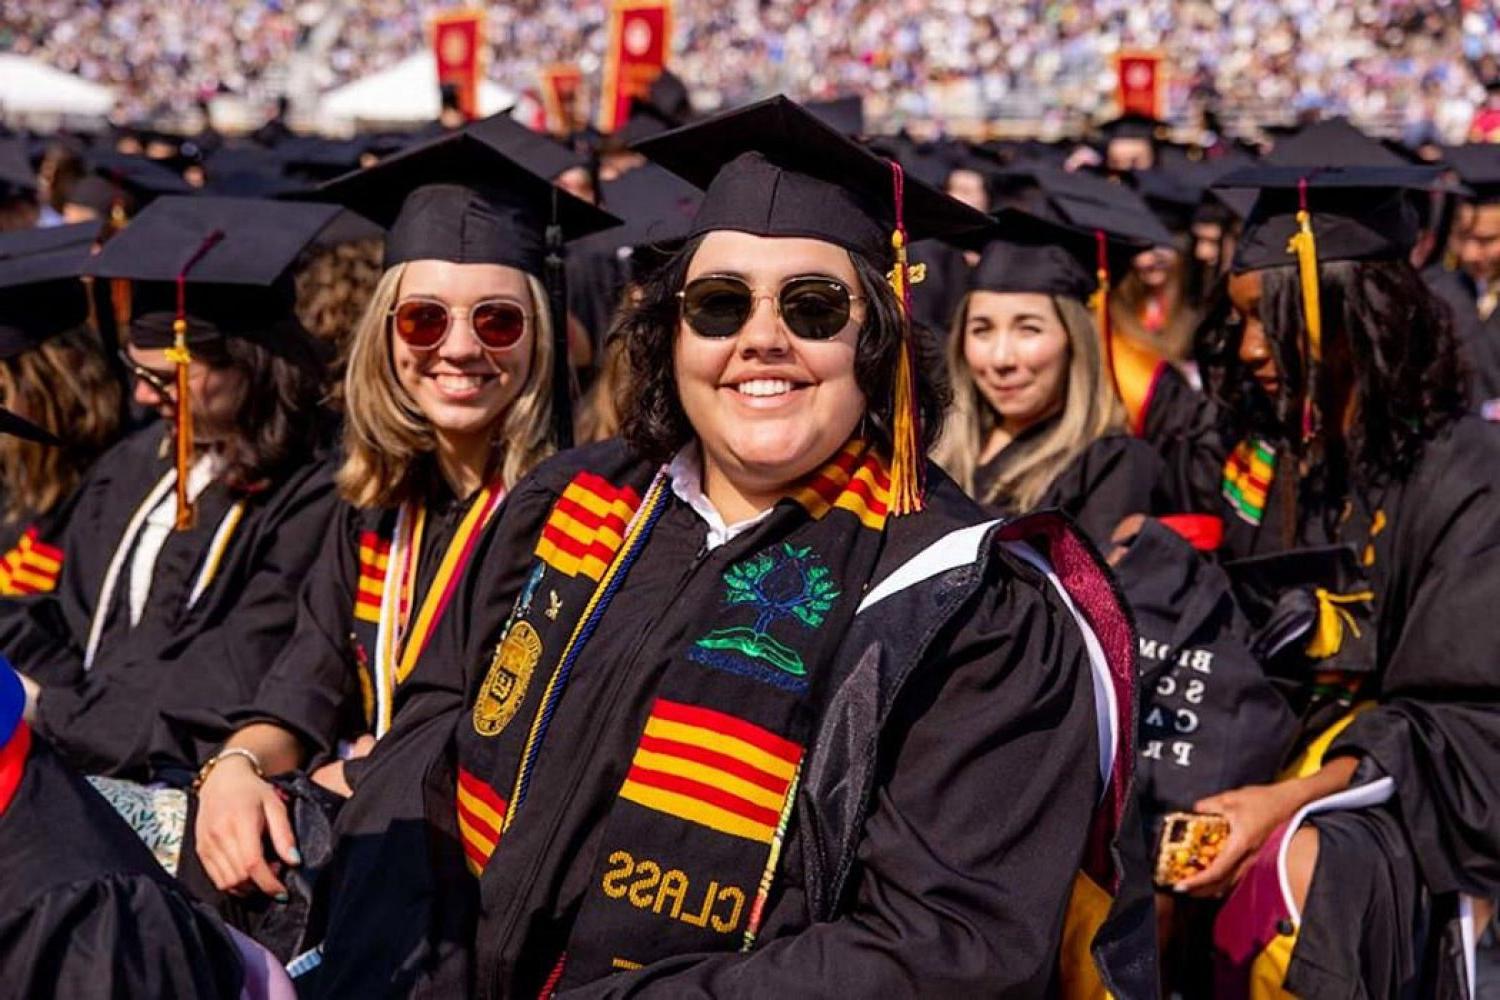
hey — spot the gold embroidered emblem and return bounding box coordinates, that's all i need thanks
[472,620,542,736]
[545,589,562,620]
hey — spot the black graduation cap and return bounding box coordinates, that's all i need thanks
[0,222,100,357]
[963,207,1146,302]
[617,98,683,148]
[62,175,119,218]
[805,96,866,138]
[312,125,619,273]
[88,151,196,211]
[863,134,951,190]
[1217,165,1444,271]
[85,194,342,346]
[633,95,992,262]
[1098,113,1168,143]
[1023,166,1176,247]
[593,162,703,253]
[0,139,37,198]
[1443,144,1500,205]
[1265,117,1409,168]
[464,112,587,180]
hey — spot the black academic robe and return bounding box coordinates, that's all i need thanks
[1216,417,1500,993]
[908,238,972,337]
[305,440,1154,1000]
[0,424,337,781]
[0,723,243,998]
[1137,364,1228,515]
[1424,264,1500,409]
[974,428,1167,546]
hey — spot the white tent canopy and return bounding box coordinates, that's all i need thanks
[316,53,513,130]
[0,54,116,118]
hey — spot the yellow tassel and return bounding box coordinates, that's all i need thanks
[168,318,195,531]
[1304,588,1373,659]
[1286,209,1322,364]
[887,227,923,515]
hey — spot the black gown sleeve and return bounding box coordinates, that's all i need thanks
[1040,435,1166,546]
[1140,365,1230,515]
[1328,419,1500,896]
[559,555,1102,999]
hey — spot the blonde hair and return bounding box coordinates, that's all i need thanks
[336,263,556,507]
[0,327,122,521]
[934,294,1125,511]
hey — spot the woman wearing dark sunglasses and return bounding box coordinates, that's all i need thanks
[298,97,1152,1000]
[187,130,617,925]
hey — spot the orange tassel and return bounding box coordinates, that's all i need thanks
[1088,228,1124,412]
[1286,177,1322,441]
[166,230,225,530]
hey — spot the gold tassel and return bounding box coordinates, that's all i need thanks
[1304,588,1373,659]
[1286,207,1323,365]
[887,226,922,515]
[166,317,195,531]
[1088,229,1124,410]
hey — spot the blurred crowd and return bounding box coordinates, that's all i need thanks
[3,0,1499,139]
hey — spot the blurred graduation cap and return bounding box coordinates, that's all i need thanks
[88,151,196,215]
[962,207,1147,302]
[616,98,683,148]
[0,221,100,357]
[1007,166,1175,248]
[1097,113,1169,143]
[634,95,991,261]
[592,162,703,254]
[201,145,306,199]
[312,122,620,449]
[1443,145,1500,205]
[805,96,866,138]
[1265,117,1409,168]
[0,139,37,198]
[634,94,992,513]
[86,195,342,528]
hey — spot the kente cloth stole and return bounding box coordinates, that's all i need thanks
[0,525,63,596]
[347,482,507,738]
[1222,436,1277,526]
[457,440,896,984]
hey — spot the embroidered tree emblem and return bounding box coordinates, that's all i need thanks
[695,543,841,677]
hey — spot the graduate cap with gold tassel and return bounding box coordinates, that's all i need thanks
[85,195,343,527]
[632,95,992,512]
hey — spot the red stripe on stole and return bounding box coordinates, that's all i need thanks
[457,796,500,845]
[0,723,31,816]
[636,733,789,795]
[651,699,803,765]
[625,764,782,828]
[458,767,506,817]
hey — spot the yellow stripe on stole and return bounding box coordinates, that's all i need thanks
[630,748,788,813]
[642,716,800,784]
[617,780,776,844]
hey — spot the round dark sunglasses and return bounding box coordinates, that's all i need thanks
[388,296,530,352]
[677,275,865,341]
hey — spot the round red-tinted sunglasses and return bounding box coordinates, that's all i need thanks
[388,296,530,352]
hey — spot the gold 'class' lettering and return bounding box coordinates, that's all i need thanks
[597,850,747,935]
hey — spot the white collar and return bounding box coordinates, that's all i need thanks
[667,444,775,551]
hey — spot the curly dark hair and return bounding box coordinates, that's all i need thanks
[615,234,951,465]
[1197,259,1467,491]
[196,320,331,493]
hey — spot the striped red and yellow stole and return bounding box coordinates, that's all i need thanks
[618,698,803,846]
[535,472,643,582]
[354,531,389,624]
[1222,438,1277,526]
[457,765,508,875]
[1108,331,1167,437]
[789,438,892,532]
[0,527,63,596]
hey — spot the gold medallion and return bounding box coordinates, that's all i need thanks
[472,620,542,737]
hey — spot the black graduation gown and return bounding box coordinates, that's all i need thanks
[1217,417,1500,993]
[907,238,972,337]
[0,424,337,780]
[1138,363,1228,515]
[1424,264,1500,409]
[307,440,1137,999]
[0,724,243,998]
[974,428,1167,546]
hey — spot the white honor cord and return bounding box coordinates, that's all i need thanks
[83,469,177,671]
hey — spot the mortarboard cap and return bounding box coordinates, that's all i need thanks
[1019,166,1176,247]
[1098,113,1168,143]
[1265,117,1409,168]
[88,151,196,214]
[1218,165,1444,271]
[963,207,1146,302]
[0,139,36,197]
[592,162,703,253]
[805,96,866,138]
[312,125,619,274]
[1443,145,1500,205]
[86,194,342,346]
[0,221,100,356]
[464,112,587,180]
[634,95,991,262]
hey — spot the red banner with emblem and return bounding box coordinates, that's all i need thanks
[431,9,485,121]
[540,63,587,136]
[598,0,673,133]
[1116,51,1164,119]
